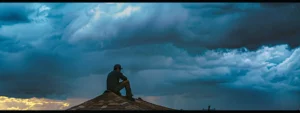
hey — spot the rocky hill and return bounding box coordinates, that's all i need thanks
[67,90,175,110]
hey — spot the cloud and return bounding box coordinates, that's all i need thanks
[132,44,300,110]
[42,3,300,53]
[221,3,300,50]
[0,96,69,110]
[0,3,300,110]
[0,3,31,26]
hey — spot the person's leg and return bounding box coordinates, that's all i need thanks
[121,80,133,97]
[114,91,122,96]
[112,85,122,96]
[114,80,133,97]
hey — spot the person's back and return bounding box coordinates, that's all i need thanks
[106,70,125,91]
[106,64,134,101]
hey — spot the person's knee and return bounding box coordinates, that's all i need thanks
[123,80,130,84]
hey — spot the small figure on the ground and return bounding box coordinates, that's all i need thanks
[203,105,215,111]
[106,64,134,101]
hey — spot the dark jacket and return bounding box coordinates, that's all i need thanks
[106,70,127,91]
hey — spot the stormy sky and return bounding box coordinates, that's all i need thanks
[0,3,300,110]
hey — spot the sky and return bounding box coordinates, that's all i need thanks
[0,3,300,110]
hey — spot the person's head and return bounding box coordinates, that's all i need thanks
[113,64,122,72]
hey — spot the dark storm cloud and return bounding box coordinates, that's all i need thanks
[221,3,300,50]
[260,3,295,8]
[0,3,32,26]
[174,3,300,51]
[57,3,300,54]
[0,49,77,99]
[0,3,300,110]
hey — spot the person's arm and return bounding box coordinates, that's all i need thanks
[119,72,128,81]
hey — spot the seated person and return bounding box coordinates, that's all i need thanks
[106,64,134,101]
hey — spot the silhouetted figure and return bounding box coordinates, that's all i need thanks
[203,105,215,111]
[106,64,134,101]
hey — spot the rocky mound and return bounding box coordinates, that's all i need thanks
[67,90,175,110]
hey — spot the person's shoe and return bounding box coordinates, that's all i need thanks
[126,96,135,101]
[104,90,111,93]
[115,92,122,96]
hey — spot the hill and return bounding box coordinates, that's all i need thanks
[67,90,175,110]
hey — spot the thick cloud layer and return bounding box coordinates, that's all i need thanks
[0,3,300,110]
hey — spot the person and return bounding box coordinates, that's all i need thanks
[106,64,134,101]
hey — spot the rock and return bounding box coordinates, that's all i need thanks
[100,105,107,109]
[120,102,129,106]
[67,90,174,110]
[135,100,142,103]
[96,103,104,106]
[108,102,119,106]
[125,105,137,109]
[99,100,104,103]
[114,97,123,101]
